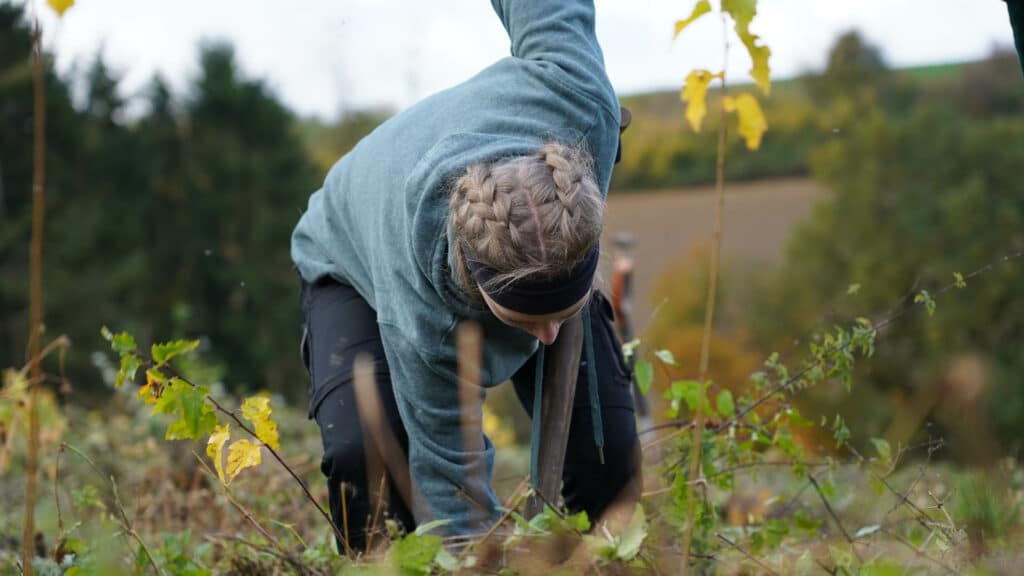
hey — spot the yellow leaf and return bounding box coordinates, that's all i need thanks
[738,31,772,96]
[138,369,164,405]
[240,396,280,451]
[673,0,711,39]
[48,0,74,17]
[722,0,756,32]
[723,93,767,150]
[722,0,772,95]
[206,424,230,485]
[226,439,262,482]
[680,69,721,132]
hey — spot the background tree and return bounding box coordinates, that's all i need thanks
[749,105,1024,460]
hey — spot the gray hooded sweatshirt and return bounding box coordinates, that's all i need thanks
[291,0,619,534]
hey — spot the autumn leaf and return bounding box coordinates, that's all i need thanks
[206,424,231,485]
[137,369,164,406]
[723,93,767,150]
[673,0,711,39]
[738,31,772,96]
[240,396,280,451]
[152,378,217,441]
[226,439,262,482]
[680,69,721,132]
[722,0,771,95]
[48,0,74,18]
[722,0,756,32]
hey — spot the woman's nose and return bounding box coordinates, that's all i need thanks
[531,321,561,345]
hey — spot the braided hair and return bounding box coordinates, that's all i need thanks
[449,141,604,299]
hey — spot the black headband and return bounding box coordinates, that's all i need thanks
[467,243,600,315]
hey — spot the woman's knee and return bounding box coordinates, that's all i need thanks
[321,437,367,485]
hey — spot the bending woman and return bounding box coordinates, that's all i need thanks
[291,0,639,551]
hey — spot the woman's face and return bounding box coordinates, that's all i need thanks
[480,289,591,345]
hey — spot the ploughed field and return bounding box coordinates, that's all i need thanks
[600,177,824,334]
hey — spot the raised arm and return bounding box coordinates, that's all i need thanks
[490,0,610,88]
[1008,0,1024,77]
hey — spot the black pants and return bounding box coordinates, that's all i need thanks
[299,277,641,553]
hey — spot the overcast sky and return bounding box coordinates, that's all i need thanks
[28,0,1017,120]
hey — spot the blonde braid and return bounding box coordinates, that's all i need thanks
[449,141,604,297]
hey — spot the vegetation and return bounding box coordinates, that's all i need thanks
[0,3,318,401]
[3,0,1024,574]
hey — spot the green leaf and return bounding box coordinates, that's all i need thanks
[152,378,217,441]
[414,518,451,537]
[565,510,591,533]
[152,339,200,367]
[615,505,647,561]
[953,272,967,289]
[115,353,142,388]
[847,283,861,295]
[793,510,822,534]
[783,408,813,428]
[673,0,711,39]
[831,414,850,439]
[434,548,460,572]
[666,379,712,417]
[387,533,442,575]
[102,329,137,357]
[914,290,936,317]
[654,349,679,366]
[634,359,653,396]
[715,389,735,417]
[869,437,891,461]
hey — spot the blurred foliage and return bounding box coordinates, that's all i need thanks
[644,31,1024,461]
[1,4,318,400]
[298,110,391,178]
[612,31,1023,191]
[642,247,763,421]
[743,38,1024,458]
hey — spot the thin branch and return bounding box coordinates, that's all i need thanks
[680,13,731,575]
[638,418,691,437]
[457,477,529,562]
[190,451,290,556]
[881,528,959,575]
[716,533,780,576]
[61,442,165,576]
[205,533,315,575]
[808,474,863,564]
[111,476,166,576]
[642,422,695,451]
[22,15,47,575]
[156,362,346,550]
[718,250,1024,434]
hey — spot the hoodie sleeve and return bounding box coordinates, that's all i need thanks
[1008,0,1024,77]
[378,325,499,535]
[490,0,612,95]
